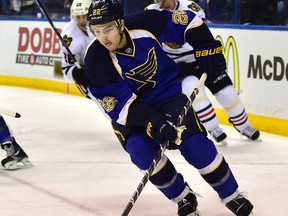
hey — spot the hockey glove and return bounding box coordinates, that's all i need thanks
[194,40,226,77]
[146,118,186,145]
[72,67,90,98]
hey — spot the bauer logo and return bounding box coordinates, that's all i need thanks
[215,35,240,93]
[16,27,62,66]
[194,46,223,58]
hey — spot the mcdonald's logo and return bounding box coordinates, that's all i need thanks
[215,36,240,93]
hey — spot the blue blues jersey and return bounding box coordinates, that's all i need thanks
[84,9,209,126]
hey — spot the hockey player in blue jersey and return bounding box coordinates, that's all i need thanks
[84,0,254,215]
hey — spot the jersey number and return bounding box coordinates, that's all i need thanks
[63,53,76,64]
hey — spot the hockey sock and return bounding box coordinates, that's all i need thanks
[180,133,238,199]
[182,76,220,131]
[149,157,186,200]
[214,85,250,131]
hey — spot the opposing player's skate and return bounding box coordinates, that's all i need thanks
[225,192,254,216]
[177,190,201,216]
[1,138,32,170]
[209,127,228,145]
[240,126,260,141]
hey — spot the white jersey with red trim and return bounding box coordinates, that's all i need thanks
[61,20,95,81]
[146,0,205,20]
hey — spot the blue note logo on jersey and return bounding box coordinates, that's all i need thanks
[172,10,188,25]
[97,96,118,113]
[125,47,157,92]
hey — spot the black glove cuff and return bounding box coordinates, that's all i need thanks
[72,67,87,87]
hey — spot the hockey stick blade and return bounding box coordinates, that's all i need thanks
[121,73,207,216]
[0,108,21,118]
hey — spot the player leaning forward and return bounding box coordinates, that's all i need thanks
[85,0,254,215]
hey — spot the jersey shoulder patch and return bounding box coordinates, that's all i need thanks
[63,35,73,47]
[188,2,202,13]
[170,10,189,25]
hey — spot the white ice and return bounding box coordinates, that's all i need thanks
[0,86,287,216]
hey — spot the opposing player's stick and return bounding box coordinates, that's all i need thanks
[34,0,81,69]
[121,72,208,216]
[0,108,21,118]
[34,0,89,98]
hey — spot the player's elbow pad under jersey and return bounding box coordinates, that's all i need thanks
[185,23,215,47]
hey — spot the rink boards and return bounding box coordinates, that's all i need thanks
[0,18,287,136]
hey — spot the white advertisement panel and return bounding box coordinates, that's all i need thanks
[0,20,287,123]
[209,27,288,120]
[0,19,67,81]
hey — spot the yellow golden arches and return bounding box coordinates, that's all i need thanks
[216,35,240,94]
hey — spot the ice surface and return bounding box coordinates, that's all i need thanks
[0,86,287,216]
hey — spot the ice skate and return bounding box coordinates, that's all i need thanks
[225,192,254,216]
[240,126,260,141]
[1,138,32,170]
[177,190,201,216]
[209,127,228,145]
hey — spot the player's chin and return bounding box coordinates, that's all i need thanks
[78,25,87,32]
[81,25,87,31]
[103,43,114,51]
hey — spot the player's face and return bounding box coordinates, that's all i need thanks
[74,14,88,32]
[157,0,176,10]
[90,21,123,51]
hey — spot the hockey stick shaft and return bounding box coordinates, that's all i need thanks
[121,73,207,216]
[0,108,21,118]
[35,0,90,98]
[34,0,81,69]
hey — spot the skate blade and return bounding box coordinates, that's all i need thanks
[240,136,263,142]
[4,158,33,170]
[220,139,228,146]
[209,135,228,147]
[187,209,201,216]
[254,137,262,142]
[215,139,228,147]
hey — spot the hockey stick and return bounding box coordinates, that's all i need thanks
[34,0,81,69]
[34,0,89,98]
[0,108,21,118]
[121,72,207,216]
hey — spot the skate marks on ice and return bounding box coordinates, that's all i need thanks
[0,86,288,216]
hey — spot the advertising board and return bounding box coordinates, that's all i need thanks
[0,20,287,135]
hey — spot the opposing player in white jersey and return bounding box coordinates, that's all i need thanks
[146,0,260,142]
[61,0,94,97]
